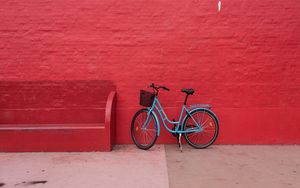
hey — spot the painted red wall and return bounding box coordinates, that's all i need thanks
[0,0,299,144]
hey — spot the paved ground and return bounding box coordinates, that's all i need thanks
[0,145,299,188]
[0,145,169,188]
[166,145,300,188]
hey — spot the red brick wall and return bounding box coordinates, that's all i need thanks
[1,0,299,144]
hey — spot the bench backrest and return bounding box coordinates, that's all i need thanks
[0,80,116,125]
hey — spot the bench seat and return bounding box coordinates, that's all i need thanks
[0,80,116,152]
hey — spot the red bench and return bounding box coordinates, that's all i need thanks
[0,80,116,152]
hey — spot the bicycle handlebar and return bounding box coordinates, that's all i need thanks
[149,83,170,91]
[161,86,170,91]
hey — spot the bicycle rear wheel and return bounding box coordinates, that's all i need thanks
[183,109,219,149]
[131,108,158,150]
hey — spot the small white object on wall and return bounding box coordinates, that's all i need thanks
[218,0,221,12]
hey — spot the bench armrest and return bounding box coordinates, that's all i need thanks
[104,91,117,151]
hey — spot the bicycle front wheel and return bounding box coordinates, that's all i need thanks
[183,109,219,149]
[131,108,158,150]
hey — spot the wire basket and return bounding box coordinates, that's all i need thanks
[140,90,155,107]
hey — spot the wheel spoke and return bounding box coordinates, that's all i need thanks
[140,113,146,127]
[203,129,215,133]
[144,130,152,139]
[195,132,202,143]
[137,130,143,143]
[200,118,210,128]
[143,132,147,145]
[200,111,205,124]
[145,129,156,132]
[137,115,143,127]
[188,132,198,140]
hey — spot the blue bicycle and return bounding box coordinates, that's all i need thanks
[131,83,219,151]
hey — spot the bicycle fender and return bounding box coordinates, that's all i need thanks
[183,107,220,126]
[188,104,212,110]
[150,111,161,136]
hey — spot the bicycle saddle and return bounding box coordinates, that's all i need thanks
[181,88,195,95]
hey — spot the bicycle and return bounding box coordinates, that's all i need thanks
[131,83,219,151]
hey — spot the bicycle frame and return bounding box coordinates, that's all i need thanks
[142,97,203,136]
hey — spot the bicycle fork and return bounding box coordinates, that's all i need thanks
[142,111,152,130]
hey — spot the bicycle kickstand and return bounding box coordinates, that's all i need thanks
[178,133,183,152]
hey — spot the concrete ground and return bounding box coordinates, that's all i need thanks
[166,145,300,188]
[0,145,299,188]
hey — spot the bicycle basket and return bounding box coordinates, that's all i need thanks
[140,90,155,107]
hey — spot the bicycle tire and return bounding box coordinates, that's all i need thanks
[131,108,158,150]
[183,108,219,149]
